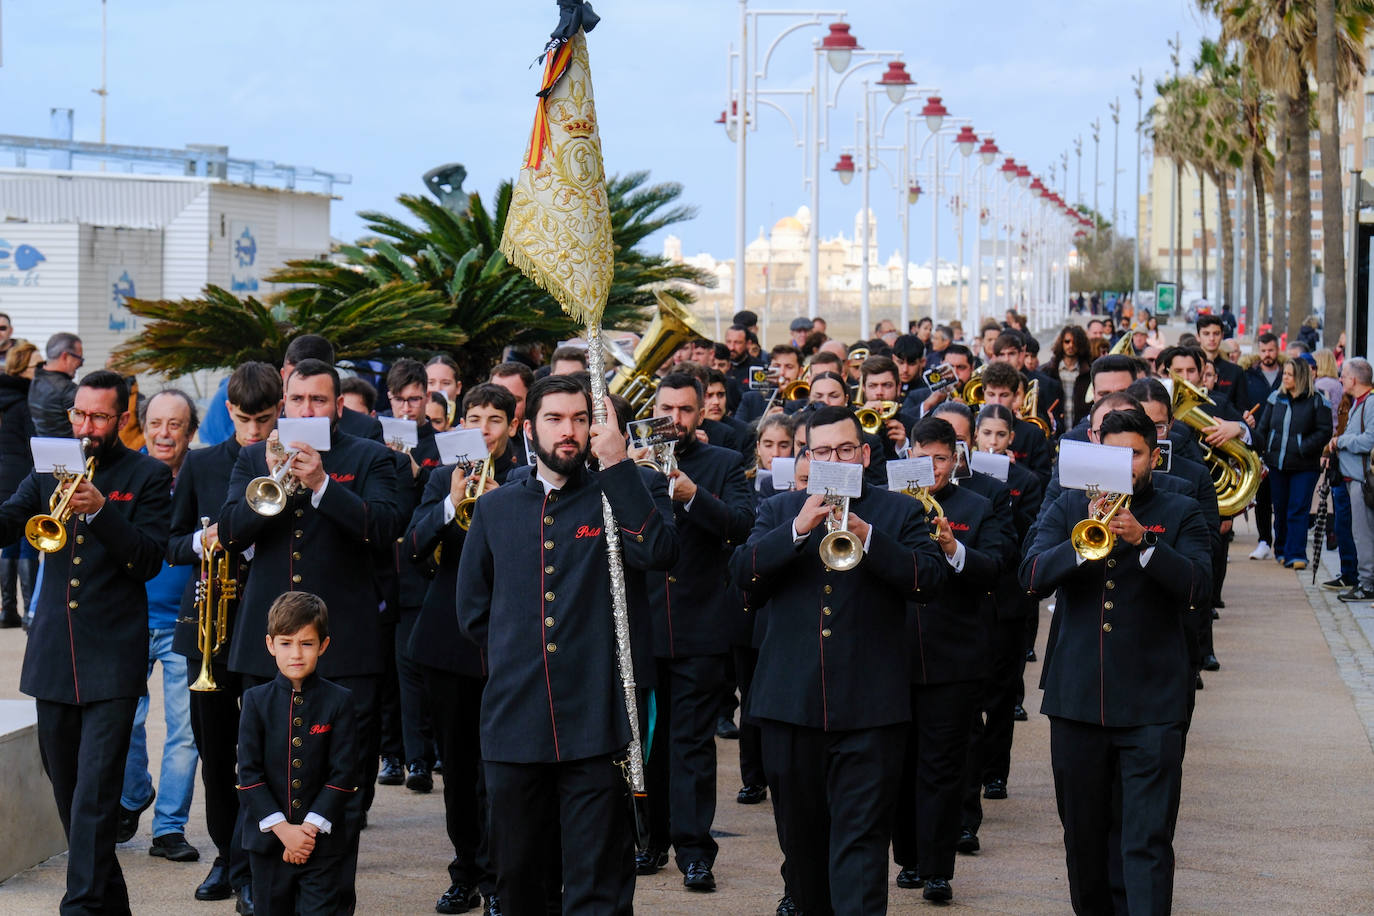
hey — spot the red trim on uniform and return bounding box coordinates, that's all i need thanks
[66,519,80,703]
[539,492,561,760]
[324,784,356,793]
[819,619,829,731]
[286,691,296,816]
[238,782,265,791]
[619,507,656,537]
[1027,555,1040,595]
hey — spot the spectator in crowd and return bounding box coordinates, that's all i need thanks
[1299,316,1321,353]
[1332,358,1374,601]
[548,345,589,376]
[789,317,813,349]
[1046,325,1093,432]
[1144,315,1165,348]
[0,340,40,628]
[29,332,83,436]
[1256,357,1333,570]
[1314,349,1343,420]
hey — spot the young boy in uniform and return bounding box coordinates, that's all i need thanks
[237,592,359,916]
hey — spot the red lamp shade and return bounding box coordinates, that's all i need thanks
[833,153,857,185]
[822,22,861,73]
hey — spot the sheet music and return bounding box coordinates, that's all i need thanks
[30,438,86,475]
[434,428,490,466]
[277,417,332,452]
[1057,438,1133,493]
[806,460,862,498]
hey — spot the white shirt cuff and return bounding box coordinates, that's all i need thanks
[304,812,332,834]
[791,522,805,545]
[684,493,696,511]
[1238,425,1252,446]
[945,539,966,572]
[443,496,457,525]
[86,506,101,522]
[894,441,910,458]
[242,544,255,563]
[1139,545,1156,567]
[258,812,286,832]
[310,475,329,507]
[191,535,204,559]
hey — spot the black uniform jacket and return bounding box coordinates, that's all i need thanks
[1211,356,1251,414]
[220,429,401,680]
[456,459,679,764]
[0,442,171,704]
[338,406,384,443]
[403,446,520,678]
[646,439,753,658]
[1020,482,1211,727]
[237,672,358,857]
[908,483,1009,685]
[169,437,243,661]
[971,462,1043,619]
[382,429,442,614]
[730,482,948,731]
[1008,417,1051,480]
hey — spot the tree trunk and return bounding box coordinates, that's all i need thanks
[1251,150,1269,330]
[1217,170,1235,312]
[1289,72,1314,343]
[1176,160,1184,294]
[1244,165,1256,318]
[1273,96,1289,332]
[1199,169,1209,300]
[1316,0,1347,340]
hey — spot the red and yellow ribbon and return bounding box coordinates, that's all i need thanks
[524,40,576,170]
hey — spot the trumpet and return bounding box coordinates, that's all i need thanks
[960,365,985,407]
[1071,489,1132,561]
[26,437,95,554]
[1020,379,1052,437]
[454,455,494,531]
[903,484,944,542]
[818,491,864,571]
[779,365,812,402]
[634,440,679,499]
[856,401,900,436]
[246,438,302,517]
[190,517,236,693]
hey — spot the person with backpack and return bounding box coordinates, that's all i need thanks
[1330,358,1374,602]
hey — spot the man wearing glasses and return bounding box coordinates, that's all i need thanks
[731,405,947,916]
[0,370,172,914]
[29,332,84,437]
[0,311,15,359]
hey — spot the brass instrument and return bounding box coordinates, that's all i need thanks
[903,484,944,542]
[1071,489,1132,561]
[190,517,236,693]
[609,291,709,418]
[634,440,679,498]
[779,365,812,402]
[857,401,900,436]
[818,491,864,571]
[26,437,95,553]
[1109,330,1134,355]
[455,455,495,530]
[246,439,303,517]
[1020,379,1052,437]
[1169,370,1263,517]
[848,347,870,368]
[960,365,985,407]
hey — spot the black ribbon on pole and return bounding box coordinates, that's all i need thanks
[536,1,600,72]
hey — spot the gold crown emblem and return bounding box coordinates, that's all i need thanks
[563,117,596,138]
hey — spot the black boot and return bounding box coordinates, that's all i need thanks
[0,558,19,627]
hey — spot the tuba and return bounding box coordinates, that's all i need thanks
[26,437,95,554]
[246,438,302,517]
[455,455,495,531]
[1071,489,1132,561]
[1168,370,1263,517]
[190,517,236,693]
[818,491,864,571]
[609,291,709,418]
[856,401,900,436]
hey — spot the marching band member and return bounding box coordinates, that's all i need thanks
[168,361,282,908]
[730,405,946,916]
[1021,406,1211,915]
[892,416,1011,903]
[638,373,753,892]
[0,370,172,914]
[977,361,1052,479]
[857,355,916,459]
[280,335,384,443]
[456,374,678,916]
[219,358,401,914]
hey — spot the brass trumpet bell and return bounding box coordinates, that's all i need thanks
[819,493,864,572]
[24,514,67,553]
[455,455,495,531]
[1071,492,1131,561]
[245,473,287,517]
[857,401,900,436]
[25,438,95,554]
[960,366,985,407]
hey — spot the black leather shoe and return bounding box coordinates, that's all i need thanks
[0,613,20,628]
[635,846,668,875]
[736,784,767,804]
[955,828,980,854]
[775,895,800,916]
[194,860,232,901]
[116,789,155,844]
[435,882,480,914]
[483,895,501,916]
[716,717,739,739]
[149,832,200,862]
[683,861,716,892]
[406,760,434,793]
[1013,704,1028,721]
[895,867,923,888]
[377,756,405,785]
[983,778,1007,800]
[1211,608,1220,620]
[1201,654,1220,672]
[923,877,953,902]
[1195,673,1205,690]
[1215,598,1226,608]
[235,884,255,916]
[433,758,444,775]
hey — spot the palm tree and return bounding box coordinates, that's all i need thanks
[115,172,713,379]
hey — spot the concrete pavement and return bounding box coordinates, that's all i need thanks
[2,518,1373,913]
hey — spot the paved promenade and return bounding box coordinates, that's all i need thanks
[2,519,1373,913]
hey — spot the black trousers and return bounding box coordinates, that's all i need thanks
[892,681,978,880]
[645,654,723,869]
[1255,475,1273,545]
[36,696,138,916]
[249,851,344,916]
[185,663,249,889]
[761,719,907,916]
[484,753,635,916]
[731,644,765,787]
[1020,603,1041,705]
[1049,716,1183,916]
[979,616,1026,788]
[395,609,435,766]
[421,665,492,892]
[377,619,403,759]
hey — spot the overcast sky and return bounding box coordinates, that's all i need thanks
[2,0,1211,264]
